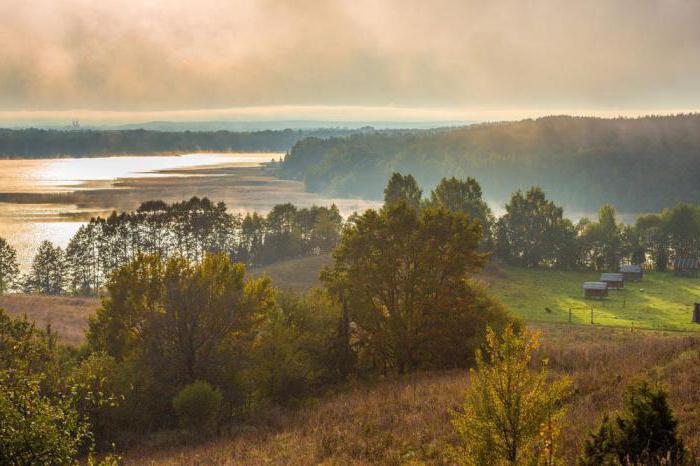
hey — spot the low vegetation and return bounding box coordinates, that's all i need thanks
[123,325,700,465]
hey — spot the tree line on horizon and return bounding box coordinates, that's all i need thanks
[280,113,700,212]
[0,127,364,158]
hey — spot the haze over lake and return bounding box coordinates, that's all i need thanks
[0,153,380,270]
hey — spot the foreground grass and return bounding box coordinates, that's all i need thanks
[488,266,700,331]
[123,325,699,465]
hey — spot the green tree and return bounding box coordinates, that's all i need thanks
[579,205,624,271]
[323,201,511,373]
[0,309,93,465]
[578,415,619,466]
[87,253,274,429]
[496,187,577,268]
[383,172,422,209]
[172,381,223,434]
[662,203,700,261]
[250,289,341,402]
[0,368,91,466]
[579,381,685,465]
[451,325,571,466]
[0,237,19,294]
[26,240,66,294]
[429,176,494,245]
[89,253,269,384]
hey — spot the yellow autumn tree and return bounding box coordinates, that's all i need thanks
[451,325,571,466]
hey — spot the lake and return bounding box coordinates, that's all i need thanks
[0,153,380,271]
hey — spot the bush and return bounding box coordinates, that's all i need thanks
[579,381,685,465]
[0,369,91,465]
[172,381,223,434]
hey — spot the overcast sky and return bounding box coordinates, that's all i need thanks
[1,0,699,123]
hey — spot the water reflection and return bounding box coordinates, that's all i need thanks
[0,153,380,271]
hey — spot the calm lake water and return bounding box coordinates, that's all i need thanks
[0,153,378,271]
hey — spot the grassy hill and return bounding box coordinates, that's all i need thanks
[487,266,700,332]
[249,255,700,332]
[281,114,700,212]
[0,294,99,346]
[122,324,700,465]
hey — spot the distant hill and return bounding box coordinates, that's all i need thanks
[280,114,700,213]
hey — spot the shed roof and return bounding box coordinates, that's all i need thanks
[620,264,642,273]
[583,282,607,290]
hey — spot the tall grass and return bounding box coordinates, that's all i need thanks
[124,324,699,465]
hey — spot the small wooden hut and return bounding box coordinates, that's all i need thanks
[583,281,608,299]
[673,258,699,278]
[600,272,624,289]
[620,264,643,281]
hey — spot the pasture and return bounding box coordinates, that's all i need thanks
[488,266,700,332]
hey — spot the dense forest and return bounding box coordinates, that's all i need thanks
[280,114,700,212]
[0,127,365,158]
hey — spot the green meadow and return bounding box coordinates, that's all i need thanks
[489,266,700,331]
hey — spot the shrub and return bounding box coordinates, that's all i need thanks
[172,381,223,434]
[451,325,571,465]
[579,381,685,465]
[0,369,91,465]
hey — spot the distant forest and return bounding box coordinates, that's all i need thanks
[280,114,700,212]
[0,127,364,158]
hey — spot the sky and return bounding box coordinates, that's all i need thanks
[1,0,699,124]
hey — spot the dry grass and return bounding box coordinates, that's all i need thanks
[0,294,99,346]
[123,324,700,465]
[250,255,333,291]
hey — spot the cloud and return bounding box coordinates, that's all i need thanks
[1,0,699,115]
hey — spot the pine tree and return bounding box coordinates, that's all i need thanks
[0,237,19,294]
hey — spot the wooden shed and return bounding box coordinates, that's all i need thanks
[673,258,699,278]
[583,281,608,299]
[620,264,643,281]
[600,272,624,289]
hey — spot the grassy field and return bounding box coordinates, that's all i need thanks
[249,256,700,332]
[0,294,100,346]
[250,254,333,291]
[123,324,700,465]
[487,266,700,332]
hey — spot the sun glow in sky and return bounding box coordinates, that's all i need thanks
[1,0,699,123]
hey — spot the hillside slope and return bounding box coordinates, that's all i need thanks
[123,325,700,465]
[281,114,700,212]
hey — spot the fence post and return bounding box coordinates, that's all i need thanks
[590,307,594,325]
[569,307,572,323]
